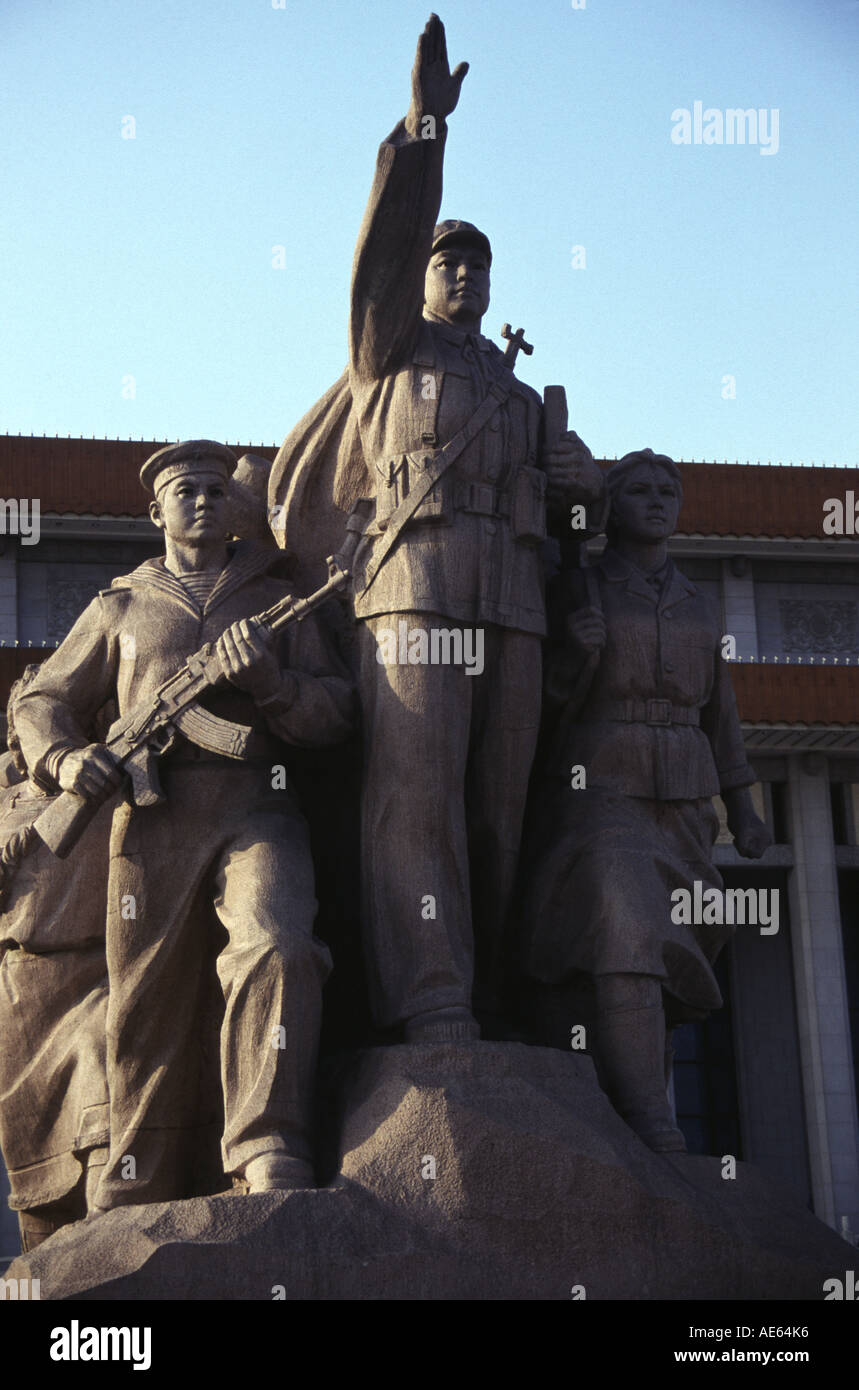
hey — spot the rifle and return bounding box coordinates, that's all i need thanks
[0,508,368,892]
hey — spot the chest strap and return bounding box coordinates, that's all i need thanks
[361,373,516,593]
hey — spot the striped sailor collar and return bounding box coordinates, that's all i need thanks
[115,540,289,617]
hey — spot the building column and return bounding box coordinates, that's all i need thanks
[787,752,859,1233]
[0,540,17,645]
[721,556,758,660]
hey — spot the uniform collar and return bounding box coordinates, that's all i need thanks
[118,540,288,618]
[422,312,494,353]
[598,547,696,609]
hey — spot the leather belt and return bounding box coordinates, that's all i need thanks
[454,480,510,518]
[585,699,700,727]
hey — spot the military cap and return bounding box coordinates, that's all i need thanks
[431,220,492,264]
[140,440,238,496]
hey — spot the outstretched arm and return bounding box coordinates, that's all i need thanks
[349,15,468,381]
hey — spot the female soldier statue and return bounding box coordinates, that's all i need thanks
[521,450,771,1152]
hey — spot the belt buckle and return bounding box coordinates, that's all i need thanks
[472,484,496,516]
[646,699,672,725]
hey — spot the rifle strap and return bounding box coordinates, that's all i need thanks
[360,372,516,594]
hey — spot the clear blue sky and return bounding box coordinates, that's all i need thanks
[1,0,856,465]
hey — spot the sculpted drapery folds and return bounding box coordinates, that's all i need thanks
[0,667,113,1251]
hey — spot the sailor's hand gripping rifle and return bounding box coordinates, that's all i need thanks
[0,508,368,894]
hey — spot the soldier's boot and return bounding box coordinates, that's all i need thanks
[403,1006,480,1043]
[594,973,686,1154]
[16,1160,94,1249]
[18,1208,64,1253]
[232,1154,315,1194]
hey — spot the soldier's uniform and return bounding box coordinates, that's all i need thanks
[14,459,354,1206]
[523,546,755,1014]
[344,119,590,1034]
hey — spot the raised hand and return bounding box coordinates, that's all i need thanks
[406,14,469,136]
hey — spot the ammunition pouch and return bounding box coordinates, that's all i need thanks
[375,459,548,543]
[511,465,548,542]
[454,480,510,519]
[361,373,517,595]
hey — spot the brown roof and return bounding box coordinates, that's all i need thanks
[731,661,858,725]
[673,461,857,539]
[0,437,277,517]
[1,436,856,536]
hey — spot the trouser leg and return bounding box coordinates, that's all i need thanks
[466,628,541,1024]
[664,1028,676,1088]
[593,973,686,1153]
[358,615,475,1031]
[211,811,330,1180]
[95,770,325,1208]
[95,823,214,1208]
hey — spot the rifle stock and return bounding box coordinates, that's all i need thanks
[30,788,103,860]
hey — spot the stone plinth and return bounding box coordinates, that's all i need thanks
[6,1043,850,1300]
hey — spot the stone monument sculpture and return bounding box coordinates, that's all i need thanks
[520,449,772,1150]
[10,440,355,1207]
[1,17,849,1307]
[0,668,112,1249]
[269,14,605,1043]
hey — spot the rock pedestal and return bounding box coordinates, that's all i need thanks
[7,1043,849,1300]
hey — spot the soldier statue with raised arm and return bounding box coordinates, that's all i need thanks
[269,15,605,1043]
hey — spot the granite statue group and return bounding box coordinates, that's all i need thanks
[0,16,771,1252]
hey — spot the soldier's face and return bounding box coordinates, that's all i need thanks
[150,470,230,543]
[424,243,490,328]
[610,464,681,543]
